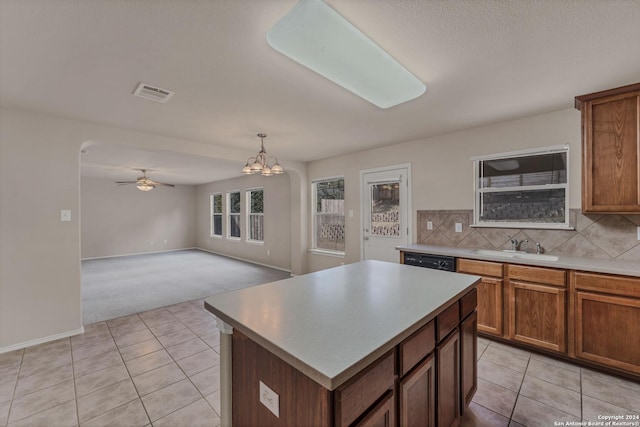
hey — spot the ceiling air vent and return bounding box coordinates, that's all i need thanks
[133,83,174,103]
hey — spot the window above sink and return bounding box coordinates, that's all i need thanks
[472,145,572,230]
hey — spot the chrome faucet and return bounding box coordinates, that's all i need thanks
[507,235,528,251]
[535,242,542,254]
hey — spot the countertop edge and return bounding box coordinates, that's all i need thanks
[205,277,480,391]
[397,244,640,277]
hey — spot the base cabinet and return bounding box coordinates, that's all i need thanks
[399,355,435,426]
[509,281,566,353]
[457,259,504,337]
[437,330,460,427]
[460,311,478,412]
[355,391,395,427]
[232,288,478,427]
[574,272,640,375]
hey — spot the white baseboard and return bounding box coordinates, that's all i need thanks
[196,248,291,273]
[0,327,85,355]
[81,247,198,261]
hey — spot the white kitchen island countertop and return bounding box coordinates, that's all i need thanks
[205,260,479,390]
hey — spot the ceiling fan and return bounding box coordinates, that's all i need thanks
[115,169,175,192]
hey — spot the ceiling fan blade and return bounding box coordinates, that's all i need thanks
[153,182,175,187]
[115,181,137,184]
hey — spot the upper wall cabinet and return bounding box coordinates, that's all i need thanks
[576,83,640,213]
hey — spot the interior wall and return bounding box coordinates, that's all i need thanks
[0,109,83,348]
[0,107,307,351]
[81,177,197,259]
[196,173,292,271]
[306,108,581,272]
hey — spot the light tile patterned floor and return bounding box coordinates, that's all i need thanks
[0,298,221,427]
[461,337,640,426]
[2,303,640,427]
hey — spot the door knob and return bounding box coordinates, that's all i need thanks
[363,236,369,240]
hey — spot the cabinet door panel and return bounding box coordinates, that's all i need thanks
[579,86,640,213]
[437,329,460,427]
[354,391,395,427]
[477,277,503,336]
[589,95,639,210]
[460,311,478,413]
[399,354,435,427]
[576,292,640,374]
[510,281,566,353]
[335,351,395,427]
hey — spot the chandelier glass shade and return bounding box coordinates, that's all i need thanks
[242,134,284,176]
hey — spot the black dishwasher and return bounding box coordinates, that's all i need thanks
[403,252,456,272]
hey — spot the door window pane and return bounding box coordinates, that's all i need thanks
[370,182,400,237]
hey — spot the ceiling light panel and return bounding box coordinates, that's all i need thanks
[267,0,426,109]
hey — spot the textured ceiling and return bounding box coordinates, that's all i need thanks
[2,0,640,183]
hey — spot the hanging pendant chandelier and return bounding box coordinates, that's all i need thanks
[242,133,284,176]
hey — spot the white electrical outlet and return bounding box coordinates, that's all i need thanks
[427,221,433,230]
[259,381,279,417]
[455,223,462,233]
[60,210,71,222]
[267,250,271,256]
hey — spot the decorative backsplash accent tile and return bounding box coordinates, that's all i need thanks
[417,209,640,260]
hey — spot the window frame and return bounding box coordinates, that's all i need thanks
[210,193,223,237]
[472,144,571,230]
[226,190,242,240]
[246,187,264,244]
[311,176,346,256]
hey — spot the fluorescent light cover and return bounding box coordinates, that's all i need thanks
[267,0,426,109]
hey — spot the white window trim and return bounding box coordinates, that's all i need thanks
[472,144,572,230]
[226,191,242,240]
[311,176,346,256]
[246,187,264,243]
[210,193,223,238]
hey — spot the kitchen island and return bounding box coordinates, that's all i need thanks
[205,260,480,427]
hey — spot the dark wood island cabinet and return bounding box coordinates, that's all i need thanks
[206,261,479,427]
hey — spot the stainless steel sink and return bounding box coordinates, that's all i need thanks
[473,249,558,262]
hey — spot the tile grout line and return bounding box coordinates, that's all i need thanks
[507,351,532,424]
[135,308,220,424]
[106,315,153,427]
[4,349,24,426]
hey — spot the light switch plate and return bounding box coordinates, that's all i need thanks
[455,223,462,233]
[427,221,433,230]
[60,210,71,222]
[259,381,279,417]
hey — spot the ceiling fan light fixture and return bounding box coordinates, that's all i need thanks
[266,0,426,109]
[242,134,284,177]
[137,183,155,192]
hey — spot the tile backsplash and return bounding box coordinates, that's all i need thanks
[417,209,640,260]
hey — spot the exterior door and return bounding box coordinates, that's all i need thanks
[361,166,410,262]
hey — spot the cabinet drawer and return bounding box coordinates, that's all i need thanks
[335,351,395,427]
[437,301,460,342]
[460,288,477,320]
[573,271,640,298]
[509,265,566,287]
[399,321,435,376]
[457,259,503,277]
